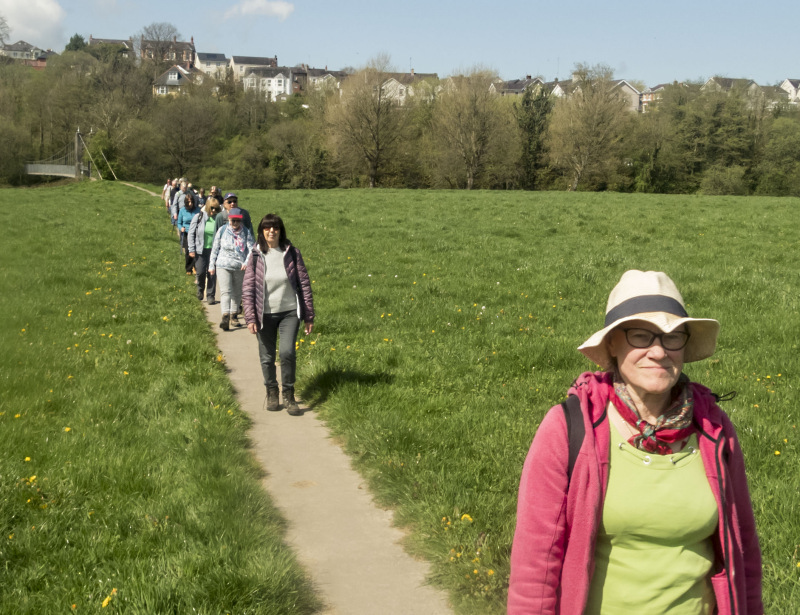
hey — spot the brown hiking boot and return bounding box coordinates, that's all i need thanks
[219,314,230,331]
[266,387,280,412]
[284,391,302,416]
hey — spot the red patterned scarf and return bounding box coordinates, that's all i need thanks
[610,374,695,454]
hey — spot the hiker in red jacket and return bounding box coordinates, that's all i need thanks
[509,270,762,615]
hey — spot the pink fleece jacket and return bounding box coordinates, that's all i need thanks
[508,371,763,615]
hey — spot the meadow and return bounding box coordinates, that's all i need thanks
[2,182,799,613]
[0,182,320,614]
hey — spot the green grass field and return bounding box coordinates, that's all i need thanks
[0,182,321,614]
[3,182,799,613]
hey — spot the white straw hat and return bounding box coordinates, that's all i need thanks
[578,270,720,369]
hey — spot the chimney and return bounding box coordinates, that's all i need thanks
[526,74,531,80]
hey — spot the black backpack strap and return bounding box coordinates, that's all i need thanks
[561,394,585,483]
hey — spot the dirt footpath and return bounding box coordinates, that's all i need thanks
[126,183,453,613]
[202,305,453,615]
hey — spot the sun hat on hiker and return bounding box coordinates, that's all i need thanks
[227,207,244,220]
[578,270,719,369]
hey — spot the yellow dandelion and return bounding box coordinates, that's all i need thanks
[310,340,316,345]
[123,371,129,375]
[14,413,20,418]
[24,457,30,462]
[64,427,71,432]
[774,450,780,456]
[473,569,478,574]
[488,569,495,576]
[162,316,169,321]
[461,513,473,523]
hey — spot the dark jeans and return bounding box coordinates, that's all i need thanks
[180,232,194,273]
[194,252,216,301]
[256,311,301,393]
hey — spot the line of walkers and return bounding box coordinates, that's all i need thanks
[160,178,315,416]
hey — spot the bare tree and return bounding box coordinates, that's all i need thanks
[0,14,10,46]
[132,22,181,64]
[326,54,410,187]
[432,68,510,189]
[547,63,629,191]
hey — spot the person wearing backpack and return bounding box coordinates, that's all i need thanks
[508,270,762,615]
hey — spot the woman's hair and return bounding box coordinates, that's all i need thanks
[257,214,289,253]
[184,194,194,208]
[204,197,221,216]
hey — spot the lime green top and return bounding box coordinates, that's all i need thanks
[204,217,216,250]
[585,419,718,615]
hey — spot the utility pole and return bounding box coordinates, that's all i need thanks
[75,128,82,180]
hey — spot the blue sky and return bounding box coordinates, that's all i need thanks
[1,0,797,87]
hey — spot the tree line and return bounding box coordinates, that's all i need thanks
[1,45,799,195]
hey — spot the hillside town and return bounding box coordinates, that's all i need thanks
[3,34,799,109]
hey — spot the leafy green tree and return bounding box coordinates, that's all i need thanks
[65,34,87,52]
[754,117,800,195]
[514,85,553,190]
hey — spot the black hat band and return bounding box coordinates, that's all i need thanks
[604,295,688,327]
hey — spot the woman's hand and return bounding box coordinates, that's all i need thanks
[240,264,247,270]
[247,323,258,334]
[189,252,195,258]
[209,269,215,276]
[304,322,314,335]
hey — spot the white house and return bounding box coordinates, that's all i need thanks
[381,71,438,105]
[0,40,43,60]
[490,76,545,96]
[779,79,800,104]
[196,52,228,79]
[230,55,278,81]
[153,63,205,96]
[243,67,292,101]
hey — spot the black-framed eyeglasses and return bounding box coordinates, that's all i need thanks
[262,224,279,231]
[621,328,690,351]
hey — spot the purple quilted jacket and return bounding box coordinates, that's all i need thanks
[242,242,315,330]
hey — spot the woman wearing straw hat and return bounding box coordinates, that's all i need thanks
[508,270,762,615]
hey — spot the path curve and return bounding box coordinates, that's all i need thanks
[125,182,453,614]
[206,307,453,614]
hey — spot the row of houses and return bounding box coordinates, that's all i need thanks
[494,75,800,112]
[4,35,800,109]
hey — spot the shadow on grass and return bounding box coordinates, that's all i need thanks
[301,369,394,409]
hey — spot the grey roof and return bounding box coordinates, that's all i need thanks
[141,38,195,52]
[2,40,38,52]
[386,72,438,85]
[499,77,543,93]
[706,77,757,91]
[306,67,348,78]
[245,67,290,78]
[89,37,132,48]
[232,56,278,67]
[197,52,228,62]
[785,79,800,88]
[154,63,202,86]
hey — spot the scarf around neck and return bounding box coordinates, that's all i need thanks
[610,373,695,454]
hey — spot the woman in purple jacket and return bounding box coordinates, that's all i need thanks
[242,214,314,416]
[508,270,762,615]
